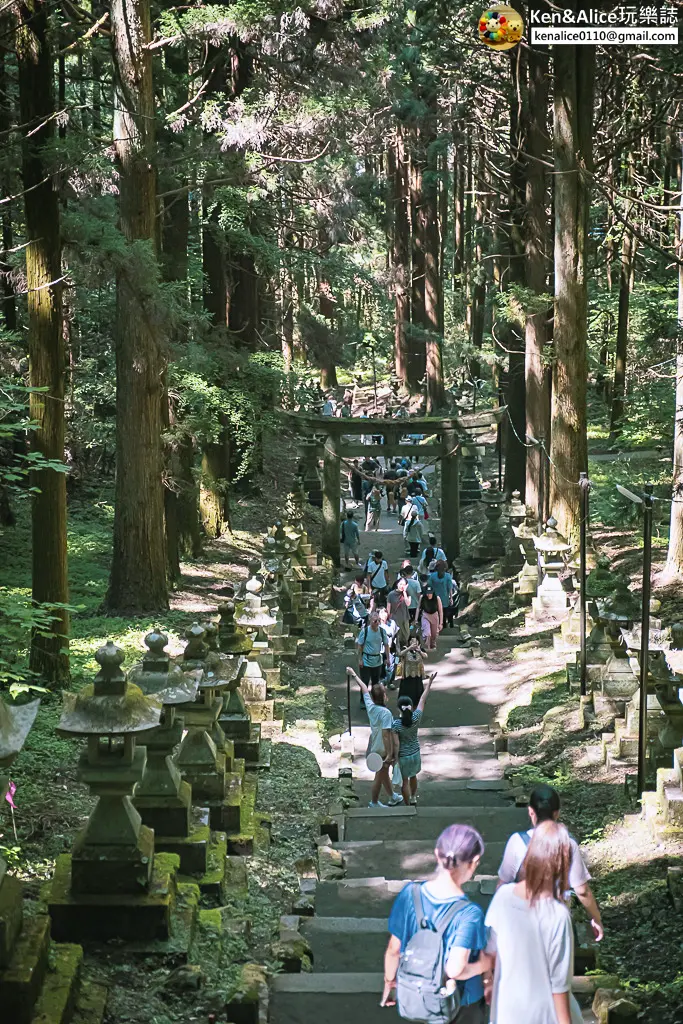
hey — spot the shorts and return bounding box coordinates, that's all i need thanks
[399,752,422,778]
[359,664,382,686]
[343,542,359,559]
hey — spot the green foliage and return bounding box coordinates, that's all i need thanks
[505,672,572,731]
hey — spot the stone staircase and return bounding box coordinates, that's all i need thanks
[270,780,602,1023]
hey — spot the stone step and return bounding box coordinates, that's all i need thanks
[271,973,602,1023]
[335,839,506,880]
[30,942,83,1024]
[71,981,108,1024]
[343,804,529,843]
[349,779,517,809]
[1,914,52,1024]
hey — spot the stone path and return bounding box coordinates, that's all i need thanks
[272,500,599,1023]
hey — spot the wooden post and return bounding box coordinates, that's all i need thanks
[441,429,460,561]
[322,433,341,566]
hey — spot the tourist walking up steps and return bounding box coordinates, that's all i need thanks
[404,507,425,557]
[485,821,584,1024]
[347,668,402,809]
[355,610,389,693]
[340,510,361,569]
[497,784,604,940]
[393,674,434,806]
[417,584,443,650]
[366,484,383,531]
[381,824,491,1023]
[365,549,390,607]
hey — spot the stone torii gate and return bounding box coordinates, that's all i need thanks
[279,408,505,567]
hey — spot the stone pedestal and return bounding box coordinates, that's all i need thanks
[459,446,482,506]
[474,490,507,563]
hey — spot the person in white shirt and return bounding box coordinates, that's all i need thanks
[486,821,584,1024]
[497,784,603,941]
[348,668,401,808]
[365,550,390,606]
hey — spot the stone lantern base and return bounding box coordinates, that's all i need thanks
[48,852,192,945]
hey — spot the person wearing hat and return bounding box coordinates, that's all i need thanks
[403,506,424,558]
[416,583,443,650]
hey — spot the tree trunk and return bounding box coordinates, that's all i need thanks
[0,46,16,331]
[318,233,338,389]
[17,0,69,682]
[666,137,683,574]
[203,202,229,326]
[161,46,202,574]
[609,155,636,437]
[469,143,486,384]
[423,128,444,412]
[393,126,413,390]
[410,134,427,386]
[549,33,594,540]
[503,47,528,497]
[200,431,230,537]
[524,40,550,511]
[453,135,465,281]
[105,0,168,613]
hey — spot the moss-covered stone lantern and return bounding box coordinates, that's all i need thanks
[175,624,248,834]
[129,630,205,872]
[47,642,187,943]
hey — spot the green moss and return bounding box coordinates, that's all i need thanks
[506,672,571,731]
[31,943,83,1024]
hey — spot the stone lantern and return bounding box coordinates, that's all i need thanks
[218,599,254,657]
[236,590,281,689]
[512,507,540,606]
[502,490,526,572]
[459,444,483,505]
[0,697,40,959]
[175,623,247,834]
[48,642,180,942]
[475,489,507,563]
[129,630,205,872]
[531,517,571,621]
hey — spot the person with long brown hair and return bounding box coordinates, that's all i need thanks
[484,821,583,1024]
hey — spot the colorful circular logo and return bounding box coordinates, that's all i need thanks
[478,4,524,49]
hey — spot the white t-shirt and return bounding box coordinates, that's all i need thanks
[485,885,583,1024]
[363,692,393,757]
[497,829,590,891]
[366,559,388,589]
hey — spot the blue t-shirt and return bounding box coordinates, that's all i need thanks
[388,883,486,1006]
[428,571,453,607]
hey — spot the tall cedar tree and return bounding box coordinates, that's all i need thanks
[105,0,168,612]
[549,35,595,539]
[17,0,69,681]
[666,138,683,574]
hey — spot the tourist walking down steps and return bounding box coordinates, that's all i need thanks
[381,824,491,1023]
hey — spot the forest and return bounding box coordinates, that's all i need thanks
[0,2,683,1021]
[0,0,680,684]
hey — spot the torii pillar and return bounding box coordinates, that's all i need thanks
[322,434,341,566]
[441,428,460,562]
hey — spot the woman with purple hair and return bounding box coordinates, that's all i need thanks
[381,824,492,1022]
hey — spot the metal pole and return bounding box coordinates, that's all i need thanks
[638,483,654,796]
[536,433,545,585]
[346,669,352,738]
[579,472,589,698]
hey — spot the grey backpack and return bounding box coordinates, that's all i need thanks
[396,884,466,1024]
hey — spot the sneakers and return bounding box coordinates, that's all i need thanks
[368,801,388,809]
[388,794,403,806]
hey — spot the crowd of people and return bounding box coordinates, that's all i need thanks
[381,787,603,1024]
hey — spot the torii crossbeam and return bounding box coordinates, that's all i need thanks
[278,407,506,566]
